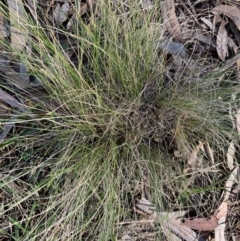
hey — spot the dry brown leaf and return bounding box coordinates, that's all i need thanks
[139,0,153,10]
[211,5,240,31]
[67,3,88,30]
[189,202,227,238]
[162,227,182,241]
[0,101,10,117]
[0,63,31,89]
[25,0,38,22]
[205,142,214,164]
[79,3,88,15]
[215,216,226,241]
[183,199,227,233]
[216,20,228,61]
[182,216,218,231]
[164,218,200,241]
[221,52,240,71]
[227,38,238,54]
[7,0,28,51]
[67,14,76,29]
[161,211,186,241]
[164,0,183,42]
[229,20,240,46]
[224,166,239,201]
[237,63,240,82]
[26,0,37,10]
[135,197,155,215]
[237,59,240,71]
[1,175,27,197]
[227,141,235,170]
[0,12,9,37]
[213,13,223,32]
[134,199,201,241]
[181,28,216,48]
[183,141,204,174]
[86,0,93,11]
[0,88,27,112]
[200,17,214,30]
[53,2,69,26]
[121,234,132,241]
[159,212,202,241]
[197,33,216,47]
[236,109,240,134]
[215,201,228,220]
[0,121,14,143]
[160,2,171,33]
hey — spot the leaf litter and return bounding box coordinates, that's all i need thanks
[1,0,240,240]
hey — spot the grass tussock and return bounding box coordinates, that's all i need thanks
[0,1,239,240]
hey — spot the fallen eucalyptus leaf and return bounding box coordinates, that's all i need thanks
[229,20,240,46]
[215,201,228,220]
[216,20,228,61]
[139,0,153,9]
[182,216,218,231]
[212,5,240,31]
[164,0,184,43]
[135,199,205,240]
[183,141,204,174]
[0,62,31,89]
[224,166,239,201]
[159,211,205,240]
[236,109,240,134]
[0,88,27,112]
[215,216,226,241]
[53,2,69,26]
[0,12,9,37]
[7,0,28,51]
[200,17,213,30]
[0,116,16,143]
[227,37,238,54]
[227,141,235,170]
